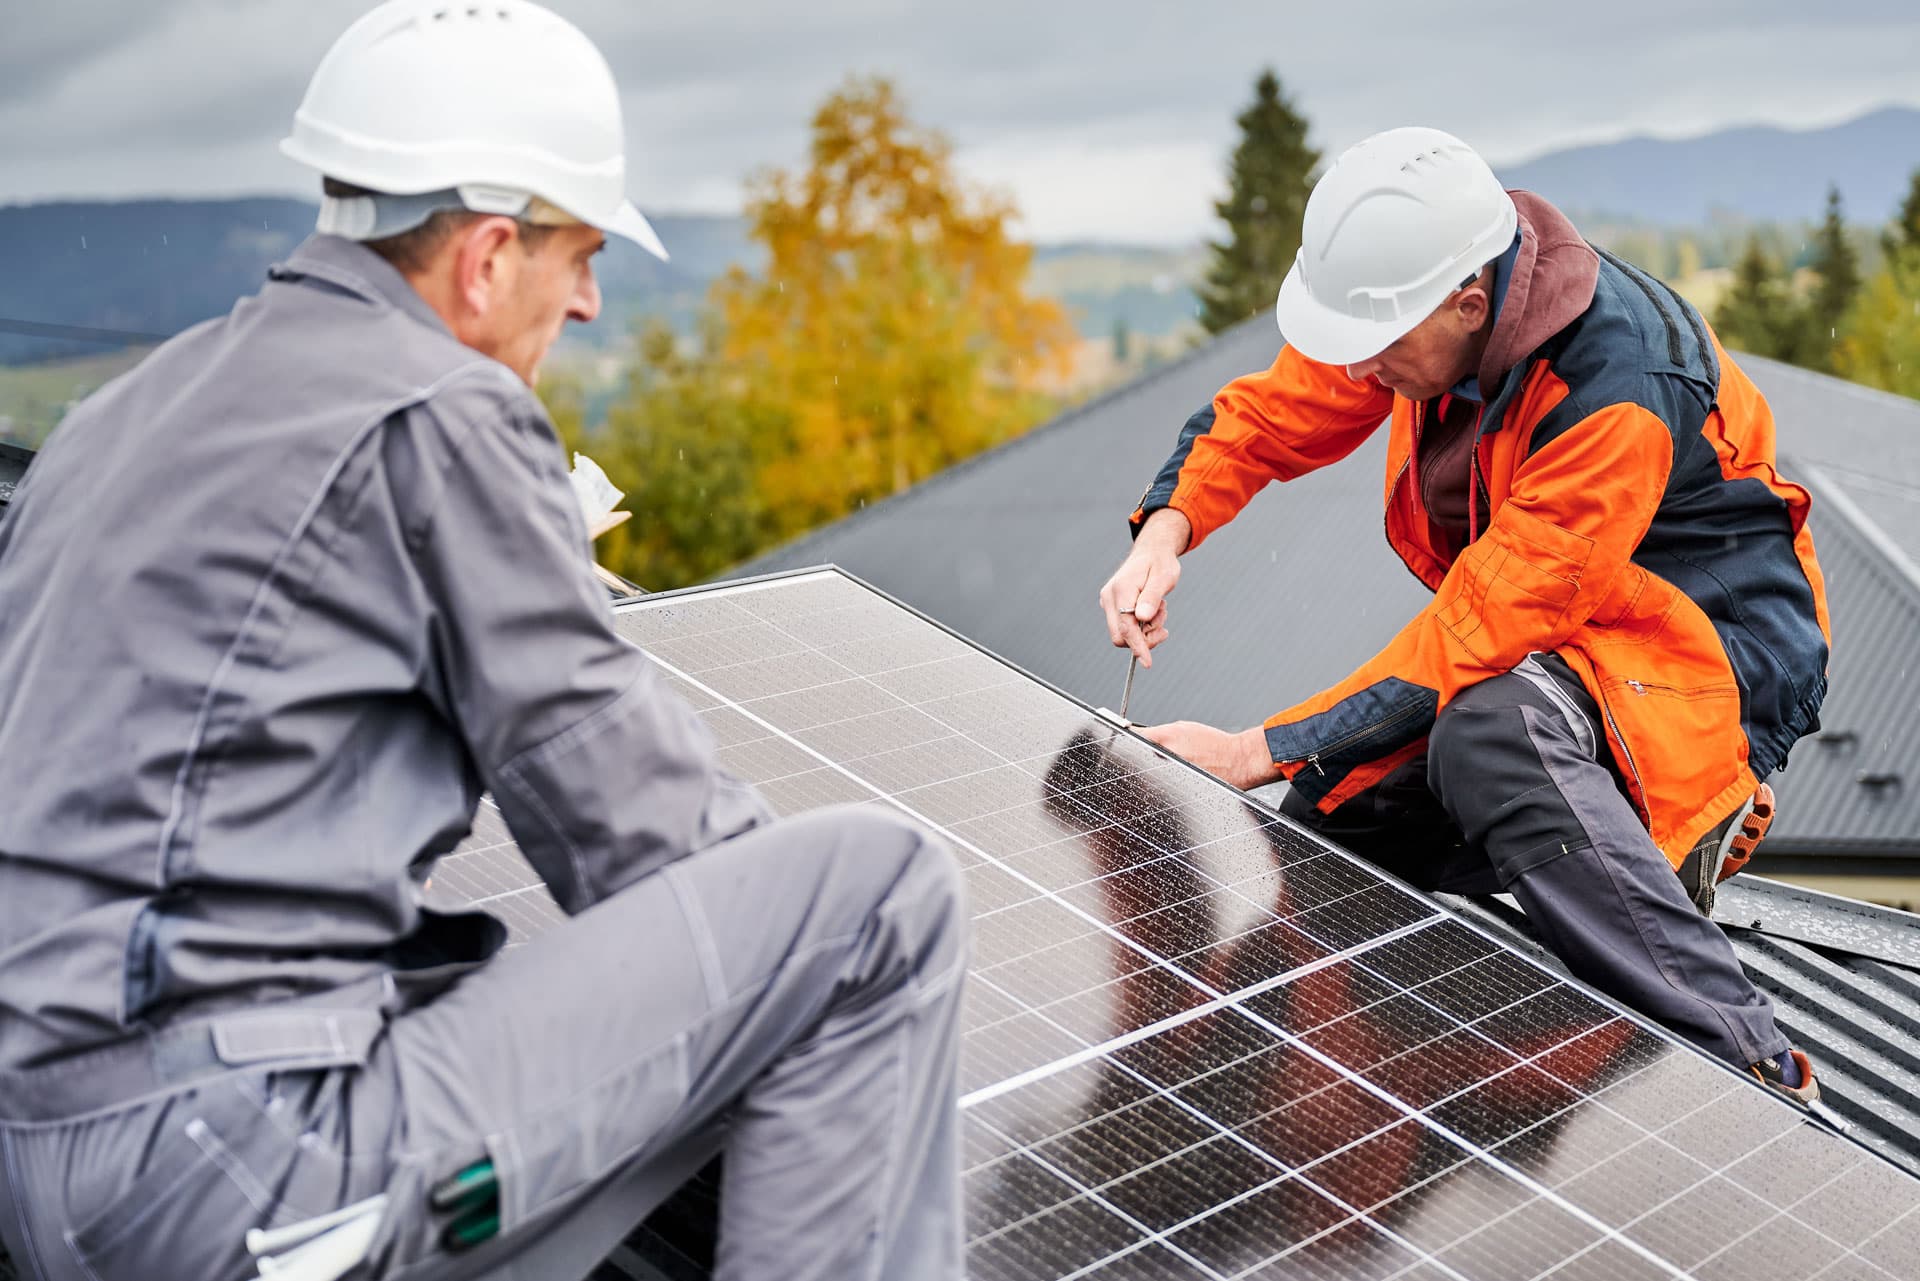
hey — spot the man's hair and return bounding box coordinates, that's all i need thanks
[322,179,559,274]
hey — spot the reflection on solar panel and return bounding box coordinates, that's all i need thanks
[429,568,1920,1280]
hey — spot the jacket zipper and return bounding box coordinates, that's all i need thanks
[1595,685,1650,822]
[1294,697,1431,779]
[1467,402,1487,546]
[1384,406,1432,589]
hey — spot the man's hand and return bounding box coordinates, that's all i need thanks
[1100,509,1191,666]
[1138,721,1281,790]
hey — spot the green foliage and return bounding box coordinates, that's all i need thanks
[1835,246,1920,399]
[1196,69,1319,335]
[1712,190,1864,373]
[1802,186,1862,372]
[0,346,151,447]
[1882,168,1920,261]
[578,76,1071,590]
[1714,236,1810,364]
[551,322,786,590]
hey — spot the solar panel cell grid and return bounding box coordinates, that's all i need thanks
[427,569,1920,1280]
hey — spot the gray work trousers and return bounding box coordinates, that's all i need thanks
[0,806,967,1281]
[1280,654,1789,1069]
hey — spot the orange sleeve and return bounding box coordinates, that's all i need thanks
[1131,346,1391,551]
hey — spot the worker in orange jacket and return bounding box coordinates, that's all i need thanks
[1100,127,1829,1102]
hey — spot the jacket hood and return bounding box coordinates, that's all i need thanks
[1478,191,1599,395]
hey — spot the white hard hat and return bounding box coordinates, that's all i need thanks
[1274,127,1515,365]
[280,0,668,260]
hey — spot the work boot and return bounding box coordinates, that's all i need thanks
[1677,783,1775,915]
[1751,1048,1821,1106]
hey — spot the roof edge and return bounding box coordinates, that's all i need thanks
[1795,456,1920,600]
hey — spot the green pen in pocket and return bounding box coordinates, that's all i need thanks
[430,1158,500,1251]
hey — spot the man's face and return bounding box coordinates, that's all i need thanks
[1345,283,1489,402]
[477,222,606,385]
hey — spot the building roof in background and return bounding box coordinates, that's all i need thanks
[734,322,1920,863]
[0,442,30,509]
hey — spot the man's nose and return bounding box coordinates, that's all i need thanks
[571,268,602,324]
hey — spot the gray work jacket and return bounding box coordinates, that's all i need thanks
[0,235,767,1073]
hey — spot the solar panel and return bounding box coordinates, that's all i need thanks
[430,567,1920,1280]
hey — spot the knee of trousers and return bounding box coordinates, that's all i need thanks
[800,804,968,975]
[1426,673,1576,830]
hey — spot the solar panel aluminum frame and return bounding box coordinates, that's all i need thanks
[582,563,1919,1278]
[615,566,1879,1138]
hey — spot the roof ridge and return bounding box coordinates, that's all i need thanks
[1746,351,1920,415]
[1794,456,1920,602]
[726,314,1275,577]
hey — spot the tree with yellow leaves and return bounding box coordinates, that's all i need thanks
[714,75,1074,538]
[577,76,1074,590]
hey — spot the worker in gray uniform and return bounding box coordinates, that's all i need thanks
[0,4,966,1279]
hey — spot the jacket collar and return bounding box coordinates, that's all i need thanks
[1476,191,1599,400]
[269,234,456,339]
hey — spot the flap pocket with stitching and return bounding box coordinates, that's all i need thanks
[1436,506,1594,656]
[62,1081,346,1281]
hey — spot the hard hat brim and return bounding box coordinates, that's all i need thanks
[603,201,670,262]
[1273,260,1431,368]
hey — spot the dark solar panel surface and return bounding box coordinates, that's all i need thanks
[427,568,1920,1280]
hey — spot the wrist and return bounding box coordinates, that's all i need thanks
[1141,508,1192,556]
[1239,726,1280,787]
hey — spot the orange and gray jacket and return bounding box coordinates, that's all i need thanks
[1131,192,1830,865]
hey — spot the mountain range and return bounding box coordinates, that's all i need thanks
[4,105,1918,367]
[1497,106,1920,226]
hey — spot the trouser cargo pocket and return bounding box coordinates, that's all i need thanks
[30,1077,348,1281]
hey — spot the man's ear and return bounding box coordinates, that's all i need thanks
[1456,280,1494,334]
[450,216,521,320]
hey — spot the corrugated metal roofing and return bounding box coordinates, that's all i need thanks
[1447,877,1920,1181]
[734,321,1920,859]
[1742,356,1920,559]
[1768,462,1920,861]
[0,443,30,510]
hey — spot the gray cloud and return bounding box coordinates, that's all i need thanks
[3,0,1918,241]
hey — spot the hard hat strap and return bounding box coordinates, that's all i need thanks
[317,183,570,241]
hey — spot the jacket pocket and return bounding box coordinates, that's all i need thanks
[1435,505,1592,656]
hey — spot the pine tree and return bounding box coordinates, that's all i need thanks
[1714,235,1805,364]
[1834,246,1920,399]
[1196,69,1319,335]
[1881,168,1920,260]
[1803,185,1861,372]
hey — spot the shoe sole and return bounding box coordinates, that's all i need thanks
[1715,782,1775,884]
[1752,1046,1821,1106]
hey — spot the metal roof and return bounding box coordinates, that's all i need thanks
[1741,356,1920,561]
[734,321,1920,861]
[1448,877,1920,1181]
[1767,462,1920,864]
[0,443,30,511]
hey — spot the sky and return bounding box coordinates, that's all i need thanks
[5,0,1920,244]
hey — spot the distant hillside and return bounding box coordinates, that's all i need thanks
[0,198,1199,368]
[9,104,1918,369]
[1498,106,1920,226]
[0,199,748,366]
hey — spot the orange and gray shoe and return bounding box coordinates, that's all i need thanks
[1752,1048,1821,1105]
[1677,782,1776,915]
